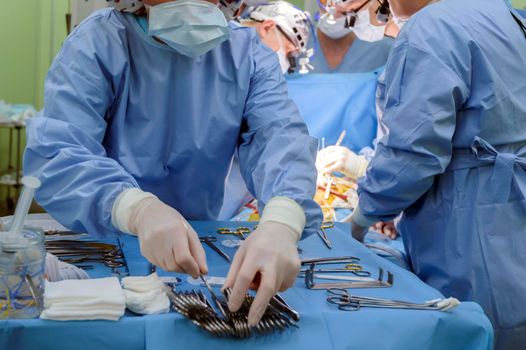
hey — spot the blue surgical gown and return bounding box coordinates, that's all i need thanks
[309,32,393,73]
[23,9,322,237]
[355,0,526,348]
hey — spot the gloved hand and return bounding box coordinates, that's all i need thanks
[351,219,369,242]
[129,197,208,278]
[371,221,398,240]
[223,221,301,326]
[316,146,369,179]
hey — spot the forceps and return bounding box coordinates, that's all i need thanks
[200,236,231,263]
[326,288,459,311]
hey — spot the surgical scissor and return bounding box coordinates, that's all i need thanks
[200,236,232,263]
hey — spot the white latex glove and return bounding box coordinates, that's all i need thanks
[128,197,208,278]
[223,221,301,327]
[316,146,369,179]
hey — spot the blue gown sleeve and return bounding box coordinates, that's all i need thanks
[355,40,469,224]
[238,36,323,237]
[23,17,138,237]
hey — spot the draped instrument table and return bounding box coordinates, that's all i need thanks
[0,220,494,350]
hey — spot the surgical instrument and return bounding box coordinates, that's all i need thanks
[188,275,299,323]
[115,238,130,277]
[335,130,347,147]
[315,231,332,249]
[301,256,360,266]
[316,222,334,250]
[326,288,461,311]
[300,262,371,277]
[60,255,126,268]
[217,227,251,240]
[24,274,43,313]
[323,131,346,199]
[305,264,393,290]
[200,236,231,263]
[298,273,375,282]
[45,239,127,270]
[45,240,119,251]
[44,230,90,240]
[323,176,334,200]
[168,287,299,338]
[8,176,41,235]
[317,185,349,201]
[203,232,297,326]
[201,275,229,319]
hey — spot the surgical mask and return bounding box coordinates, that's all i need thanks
[318,13,353,39]
[391,13,409,30]
[389,2,410,30]
[148,0,230,58]
[353,9,386,42]
[274,28,290,74]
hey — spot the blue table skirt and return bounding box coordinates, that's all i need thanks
[0,221,493,350]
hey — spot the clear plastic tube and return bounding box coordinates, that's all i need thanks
[8,176,41,235]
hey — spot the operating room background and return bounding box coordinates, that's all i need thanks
[0,0,525,216]
[0,0,69,216]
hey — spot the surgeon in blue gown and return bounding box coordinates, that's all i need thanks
[23,0,322,325]
[348,0,526,347]
[310,0,393,73]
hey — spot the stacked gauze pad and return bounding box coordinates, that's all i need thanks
[121,273,170,315]
[40,277,125,321]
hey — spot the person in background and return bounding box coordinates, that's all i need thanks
[23,0,323,326]
[310,0,393,73]
[217,1,314,220]
[239,1,312,75]
[348,0,526,347]
[316,0,401,238]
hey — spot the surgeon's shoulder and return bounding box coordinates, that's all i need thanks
[63,8,130,53]
[399,2,469,54]
[227,21,262,51]
[227,22,278,73]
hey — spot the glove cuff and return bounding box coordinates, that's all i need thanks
[349,204,378,228]
[260,197,305,241]
[344,154,369,179]
[111,188,157,234]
